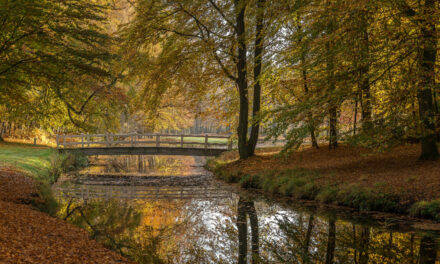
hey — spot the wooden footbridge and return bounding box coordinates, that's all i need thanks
[54,184,233,200]
[57,133,232,156]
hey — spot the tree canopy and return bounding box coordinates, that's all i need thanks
[1,0,439,160]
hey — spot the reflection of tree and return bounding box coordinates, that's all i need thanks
[352,225,370,264]
[60,199,141,256]
[237,196,259,264]
[303,214,315,263]
[419,235,437,264]
[325,218,336,264]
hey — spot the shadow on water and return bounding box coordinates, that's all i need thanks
[55,155,440,264]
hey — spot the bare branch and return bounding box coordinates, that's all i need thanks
[207,0,237,32]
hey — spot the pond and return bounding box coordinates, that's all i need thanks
[54,155,440,264]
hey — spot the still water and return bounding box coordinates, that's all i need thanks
[54,155,440,264]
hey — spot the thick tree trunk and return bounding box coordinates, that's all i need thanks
[235,0,251,159]
[325,218,336,264]
[417,0,439,160]
[247,0,265,157]
[235,0,264,159]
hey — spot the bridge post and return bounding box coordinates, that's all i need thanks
[106,134,111,147]
[205,134,208,149]
[56,134,59,149]
[228,140,233,150]
[81,134,84,148]
[181,135,184,147]
[156,135,160,147]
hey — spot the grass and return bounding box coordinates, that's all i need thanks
[0,142,55,181]
[165,136,229,144]
[0,141,87,215]
[208,144,440,220]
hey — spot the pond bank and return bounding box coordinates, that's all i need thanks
[0,142,133,263]
[208,144,440,221]
[0,168,134,263]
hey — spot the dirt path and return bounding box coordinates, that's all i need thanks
[0,168,135,264]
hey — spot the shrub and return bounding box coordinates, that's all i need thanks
[410,200,440,221]
[31,182,59,216]
[49,152,88,183]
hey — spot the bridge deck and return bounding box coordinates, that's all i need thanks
[57,133,232,156]
[55,184,233,200]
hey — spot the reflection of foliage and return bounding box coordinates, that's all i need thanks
[57,196,438,264]
[90,155,195,176]
[59,199,141,257]
[260,209,431,264]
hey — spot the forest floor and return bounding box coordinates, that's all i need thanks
[209,144,440,220]
[0,167,134,264]
[0,142,134,263]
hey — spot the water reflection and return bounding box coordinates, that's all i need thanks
[237,197,259,264]
[85,155,206,176]
[57,195,440,264]
[55,155,440,263]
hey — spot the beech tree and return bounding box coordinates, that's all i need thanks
[123,0,274,158]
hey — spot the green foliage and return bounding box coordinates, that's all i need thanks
[335,185,401,212]
[410,200,440,221]
[49,151,88,183]
[0,0,123,132]
[31,182,59,217]
[212,164,404,214]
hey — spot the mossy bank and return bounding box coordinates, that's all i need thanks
[207,145,440,221]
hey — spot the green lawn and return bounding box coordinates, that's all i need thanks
[165,136,229,144]
[0,142,56,180]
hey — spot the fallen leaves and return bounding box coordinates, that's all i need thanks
[0,167,135,264]
[222,144,440,203]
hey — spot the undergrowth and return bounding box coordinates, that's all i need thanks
[211,161,405,214]
[410,200,440,221]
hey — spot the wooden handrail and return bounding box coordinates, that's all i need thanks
[56,133,233,150]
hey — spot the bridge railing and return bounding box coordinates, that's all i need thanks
[56,133,232,150]
[54,184,233,200]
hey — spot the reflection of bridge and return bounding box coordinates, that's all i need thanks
[56,133,232,156]
[55,184,233,200]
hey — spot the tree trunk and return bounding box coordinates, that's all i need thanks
[302,56,319,149]
[417,0,439,160]
[329,107,338,149]
[353,92,359,136]
[359,9,372,133]
[247,0,265,157]
[235,0,251,159]
[325,218,336,264]
[326,1,338,149]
